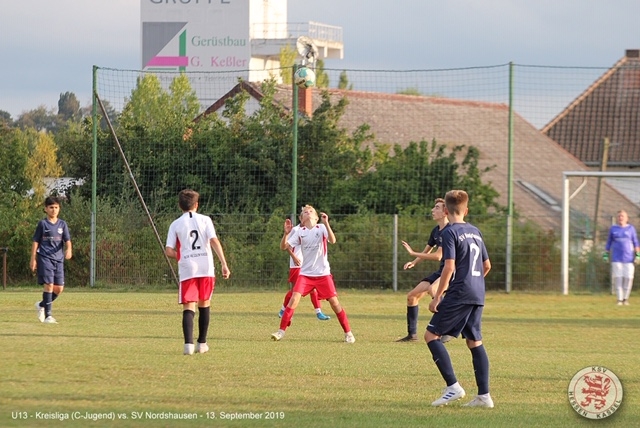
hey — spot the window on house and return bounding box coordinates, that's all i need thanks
[516,180,561,212]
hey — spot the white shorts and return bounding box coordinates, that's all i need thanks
[611,262,635,278]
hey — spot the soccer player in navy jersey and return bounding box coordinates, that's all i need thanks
[31,196,72,324]
[397,198,449,342]
[271,205,355,343]
[165,189,230,355]
[604,209,640,305]
[426,190,494,408]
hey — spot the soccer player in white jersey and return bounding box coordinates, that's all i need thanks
[165,189,230,355]
[426,190,493,408]
[278,210,330,320]
[271,205,355,343]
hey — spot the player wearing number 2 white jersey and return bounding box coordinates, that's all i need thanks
[166,210,217,281]
[165,189,230,356]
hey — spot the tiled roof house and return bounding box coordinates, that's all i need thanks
[542,49,640,208]
[203,81,638,231]
[543,49,640,167]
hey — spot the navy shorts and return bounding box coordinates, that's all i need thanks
[421,272,441,284]
[426,299,483,341]
[37,255,65,286]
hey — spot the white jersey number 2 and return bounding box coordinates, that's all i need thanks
[470,243,481,277]
[190,230,201,250]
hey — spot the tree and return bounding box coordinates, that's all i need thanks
[397,87,422,96]
[338,71,353,90]
[314,58,330,88]
[0,127,63,285]
[0,110,13,126]
[15,106,61,133]
[58,92,81,121]
[295,91,373,211]
[327,139,501,216]
[24,130,63,201]
[279,44,297,85]
[0,126,30,197]
[55,119,93,180]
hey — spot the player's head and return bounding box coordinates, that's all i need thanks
[431,198,446,220]
[300,204,319,226]
[444,190,469,217]
[178,189,199,212]
[616,210,629,226]
[44,196,61,207]
[43,196,61,217]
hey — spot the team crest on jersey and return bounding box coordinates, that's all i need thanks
[568,366,623,419]
[58,227,63,235]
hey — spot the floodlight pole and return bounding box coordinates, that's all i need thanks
[291,64,300,222]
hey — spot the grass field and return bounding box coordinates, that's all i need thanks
[0,289,638,427]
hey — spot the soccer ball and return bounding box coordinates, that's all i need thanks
[294,67,316,89]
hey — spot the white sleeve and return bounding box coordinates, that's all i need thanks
[166,222,177,249]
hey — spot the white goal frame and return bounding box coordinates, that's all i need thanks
[562,171,640,295]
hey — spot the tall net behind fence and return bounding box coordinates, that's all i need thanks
[91,63,639,292]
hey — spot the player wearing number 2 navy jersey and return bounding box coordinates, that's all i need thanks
[425,190,493,409]
[165,189,230,355]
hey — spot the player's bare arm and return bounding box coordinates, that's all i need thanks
[280,218,293,250]
[165,246,178,260]
[210,238,231,279]
[320,212,336,244]
[65,241,73,260]
[30,242,39,272]
[483,259,491,277]
[402,241,438,269]
[288,248,301,266]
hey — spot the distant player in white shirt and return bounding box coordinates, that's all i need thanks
[165,189,230,355]
[271,205,355,343]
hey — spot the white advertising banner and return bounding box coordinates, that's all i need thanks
[141,0,250,75]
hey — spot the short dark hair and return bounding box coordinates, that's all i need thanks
[44,196,61,207]
[444,190,469,215]
[178,189,199,211]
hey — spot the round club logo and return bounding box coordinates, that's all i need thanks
[568,366,623,419]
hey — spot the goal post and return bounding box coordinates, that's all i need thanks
[562,171,640,295]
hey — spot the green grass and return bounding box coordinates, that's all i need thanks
[0,290,638,427]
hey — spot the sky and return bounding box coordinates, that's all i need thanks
[1,0,640,121]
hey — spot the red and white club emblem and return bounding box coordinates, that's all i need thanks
[568,366,623,420]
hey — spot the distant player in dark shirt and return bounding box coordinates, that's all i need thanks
[31,196,72,324]
[426,190,493,408]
